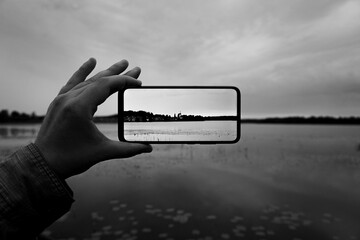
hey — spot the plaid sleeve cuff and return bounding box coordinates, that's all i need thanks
[0,143,74,236]
[29,143,73,198]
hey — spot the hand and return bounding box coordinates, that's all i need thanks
[35,58,152,179]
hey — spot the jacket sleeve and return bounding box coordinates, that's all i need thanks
[0,143,74,239]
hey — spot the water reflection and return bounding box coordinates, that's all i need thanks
[0,125,39,139]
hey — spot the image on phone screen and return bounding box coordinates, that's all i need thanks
[118,87,240,143]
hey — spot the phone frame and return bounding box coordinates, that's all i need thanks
[118,86,241,144]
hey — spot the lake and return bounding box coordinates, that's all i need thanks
[123,121,238,142]
[1,123,360,240]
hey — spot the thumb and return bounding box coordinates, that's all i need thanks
[104,140,153,159]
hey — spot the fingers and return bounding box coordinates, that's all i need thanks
[93,59,129,79]
[124,66,141,79]
[82,75,142,108]
[69,59,142,116]
[59,58,96,95]
[105,75,142,94]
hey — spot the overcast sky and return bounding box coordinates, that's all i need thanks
[124,88,238,116]
[1,0,359,118]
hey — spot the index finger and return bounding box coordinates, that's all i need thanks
[58,58,96,95]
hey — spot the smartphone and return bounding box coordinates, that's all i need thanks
[118,86,240,144]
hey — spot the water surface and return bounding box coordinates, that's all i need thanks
[124,121,237,141]
[1,123,360,239]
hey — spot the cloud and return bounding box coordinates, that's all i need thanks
[0,0,359,116]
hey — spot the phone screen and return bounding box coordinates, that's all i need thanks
[118,86,240,144]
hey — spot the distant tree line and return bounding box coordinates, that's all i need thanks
[94,113,360,124]
[120,110,237,122]
[242,116,360,125]
[2,108,360,125]
[0,109,44,123]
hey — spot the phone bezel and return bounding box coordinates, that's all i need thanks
[118,86,241,144]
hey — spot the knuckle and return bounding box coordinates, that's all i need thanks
[52,95,79,117]
[62,100,83,117]
[48,95,67,113]
[52,95,67,107]
[61,101,75,114]
[95,76,110,87]
[102,77,112,84]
